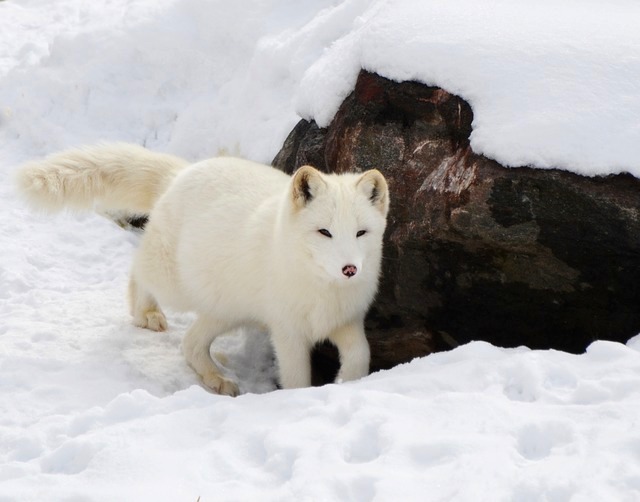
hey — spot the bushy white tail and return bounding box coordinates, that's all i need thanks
[15,143,189,214]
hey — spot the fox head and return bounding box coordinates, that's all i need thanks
[288,165,389,284]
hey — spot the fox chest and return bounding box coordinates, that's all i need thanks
[275,287,369,342]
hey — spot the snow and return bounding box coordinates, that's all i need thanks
[1,0,640,500]
[2,0,640,174]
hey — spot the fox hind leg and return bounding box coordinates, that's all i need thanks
[128,277,167,332]
[182,316,239,397]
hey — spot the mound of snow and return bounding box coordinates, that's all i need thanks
[3,341,640,500]
[1,0,640,174]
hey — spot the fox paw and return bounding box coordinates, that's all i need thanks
[134,311,168,332]
[203,372,239,397]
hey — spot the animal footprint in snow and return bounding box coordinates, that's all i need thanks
[343,424,384,463]
[40,439,99,474]
[516,422,575,461]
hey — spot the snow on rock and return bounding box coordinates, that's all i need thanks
[296,0,640,176]
[2,0,640,500]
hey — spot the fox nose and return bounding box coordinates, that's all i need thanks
[342,264,358,278]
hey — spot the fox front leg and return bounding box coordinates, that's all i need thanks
[270,330,312,389]
[328,320,370,383]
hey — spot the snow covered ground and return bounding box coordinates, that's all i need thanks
[1,1,640,500]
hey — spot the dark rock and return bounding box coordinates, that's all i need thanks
[274,70,640,373]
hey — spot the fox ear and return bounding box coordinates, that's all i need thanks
[357,169,389,216]
[291,165,326,209]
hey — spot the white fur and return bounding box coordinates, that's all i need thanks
[15,142,188,215]
[16,143,390,396]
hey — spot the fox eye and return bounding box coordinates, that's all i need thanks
[356,230,367,237]
[318,229,332,238]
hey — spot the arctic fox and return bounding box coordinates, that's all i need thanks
[16,143,390,396]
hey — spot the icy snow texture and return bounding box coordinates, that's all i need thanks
[2,0,640,500]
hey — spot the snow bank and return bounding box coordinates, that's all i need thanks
[3,341,640,500]
[1,0,639,174]
[0,0,349,162]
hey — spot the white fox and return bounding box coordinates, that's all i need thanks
[16,143,390,396]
